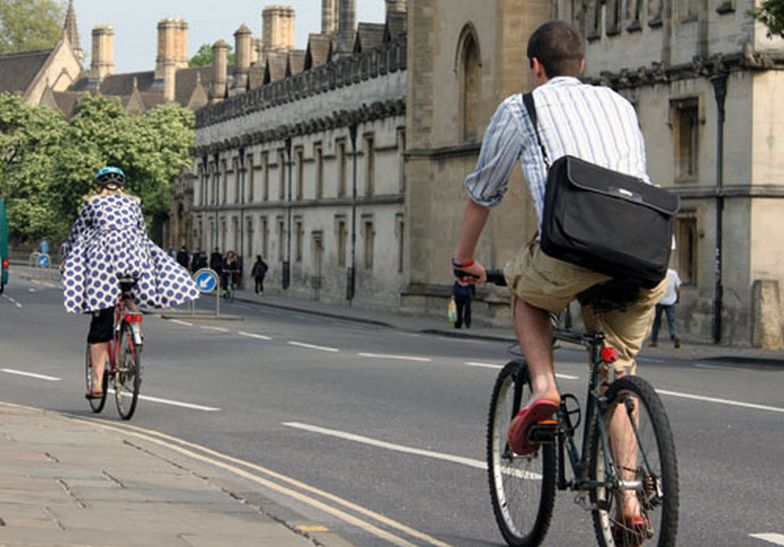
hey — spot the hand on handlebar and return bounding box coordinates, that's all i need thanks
[453,260,486,285]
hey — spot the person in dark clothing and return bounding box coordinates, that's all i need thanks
[176,245,189,270]
[452,281,476,329]
[251,255,269,294]
[191,249,203,271]
[209,248,223,274]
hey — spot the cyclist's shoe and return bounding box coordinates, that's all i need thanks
[611,515,651,546]
[507,398,559,456]
[85,391,104,400]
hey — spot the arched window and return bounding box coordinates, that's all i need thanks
[456,25,481,141]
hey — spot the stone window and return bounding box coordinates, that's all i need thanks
[246,217,253,258]
[364,134,375,197]
[336,216,347,267]
[625,0,643,31]
[680,0,699,21]
[587,0,601,40]
[397,127,406,193]
[572,0,587,35]
[674,212,698,285]
[221,160,228,204]
[314,143,324,199]
[247,155,255,203]
[232,216,239,253]
[457,25,481,141]
[396,213,405,274]
[295,146,304,201]
[671,98,701,181]
[362,217,374,270]
[337,138,347,197]
[220,218,227,252]
[295,218,303,263]
[233,157,240,204]
[606,0,623,35]
[262,152,270,202]
[716,0,735,15]
[278,150,286,200]
[277,218,285,262]
[649,0,664,26]
[261,216,269,259]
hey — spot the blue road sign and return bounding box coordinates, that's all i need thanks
[37,253,50,268]
[193,268,218,293]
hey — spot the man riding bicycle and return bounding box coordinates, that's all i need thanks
[61,166,199,398]
[451,21,666,537]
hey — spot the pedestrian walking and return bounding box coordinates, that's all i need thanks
[251,255,268,294]
[176,245,189,270]
[209,248,223,273]
[650,268,682,348]
[452,280,476,329]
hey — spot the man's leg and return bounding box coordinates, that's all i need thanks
[650,304,663,346]
[455,299,464,328]
[465,298,472,328]
[665,305,680,347]
[513,298,559,404]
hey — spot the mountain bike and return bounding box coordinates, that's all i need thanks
[85,277,144,420]
[478,269,679,546]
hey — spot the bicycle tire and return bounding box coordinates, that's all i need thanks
[114,323,142,420]
[487,361,557,546]
[84,344,108,413]
[589,376,679,547]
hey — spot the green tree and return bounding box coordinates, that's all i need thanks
[752,0,784,38]
[0,93,67,242]
[0,0,65,53]
[189,42,236,67]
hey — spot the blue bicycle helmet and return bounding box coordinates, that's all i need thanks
[94,166,126,187]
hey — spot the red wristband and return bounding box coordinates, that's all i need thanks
[451,257,475,269]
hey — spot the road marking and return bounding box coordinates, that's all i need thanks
[751,533,784,545]
[284,422,485,470]
[27,288,35,293]
[238,331,272,341]
[358,352,431,362]
[657,389,784,413]
[14,302,22,308]
[287,341,339,352]
[463,362,579,380]
[2,369,62,382]
[200,325,230,333]
[694,363,740,371]
[465,361,502,369]
[108,389,220,412]
[169,319,194,327]
[294,314,313,321]
[61,416,450,547]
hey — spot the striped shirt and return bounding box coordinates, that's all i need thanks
[464,76,649,230]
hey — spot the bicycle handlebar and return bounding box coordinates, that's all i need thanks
[453,268,507,287]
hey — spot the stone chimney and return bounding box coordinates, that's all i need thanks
[155,18,177,81]
[231,24,252,94]
[262,5,295,53]
[337,0,356,53]
[321,0,337,35]
[174,18,189,69]
[90,25,115,81]
[210,40,229,104]
[385,0,407,15]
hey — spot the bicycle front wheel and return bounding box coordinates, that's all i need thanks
[487,361,556,546]
[85,344,108,413]
[114,324,142,420]
[589,376,679,546]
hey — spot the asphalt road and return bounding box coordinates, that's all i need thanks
[1,275,783,546]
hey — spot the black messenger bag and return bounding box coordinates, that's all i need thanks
[522,93,680,289]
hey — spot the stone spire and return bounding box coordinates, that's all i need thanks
[63,0,84,64]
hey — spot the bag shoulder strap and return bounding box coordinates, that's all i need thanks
[522,92,551,168]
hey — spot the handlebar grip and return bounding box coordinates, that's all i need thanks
[485,269,507,287]
[452,268,507,287]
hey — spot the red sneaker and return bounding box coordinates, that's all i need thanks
[507,399,559,455]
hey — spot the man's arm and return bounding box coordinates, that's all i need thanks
[452,199,490,281]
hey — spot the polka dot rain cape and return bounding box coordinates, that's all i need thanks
[61,193,199,313]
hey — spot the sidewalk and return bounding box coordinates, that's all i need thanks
[0,403,344,547]
[229,286,784,366]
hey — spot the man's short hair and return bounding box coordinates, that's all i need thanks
[526,20,585,78]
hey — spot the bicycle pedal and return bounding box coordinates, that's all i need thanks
[528,422,558,443]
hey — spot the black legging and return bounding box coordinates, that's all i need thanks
[87,308,114,343]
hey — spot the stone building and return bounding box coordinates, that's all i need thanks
[189,0,408,308]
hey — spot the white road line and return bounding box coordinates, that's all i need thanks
[2,369,62,382]
[169,319,194,327]
[238,331,272,341]
[358,352,431,362]
[27,288,35,293]
[463,362,579,380]
[751,533,784,546]
[694,363,740,371]
[284,422,486,470]
[14,302,22,308]
[294,314,313,321]
[200,325,229,333]
[287,341,339,352]
[465,361,502,369]
[108,389,220,411]
[657,389,784,414]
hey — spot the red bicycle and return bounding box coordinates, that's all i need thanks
[85,277,143,420]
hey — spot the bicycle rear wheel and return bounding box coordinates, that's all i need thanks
[487,361,556,546]
[589,376,679,546]
[114,324,142,420]
[84,344,108,413]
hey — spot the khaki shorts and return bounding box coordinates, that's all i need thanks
[504,242,667,372]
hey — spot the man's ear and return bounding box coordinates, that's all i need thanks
[579,58,586,75]
[531,57,547,79]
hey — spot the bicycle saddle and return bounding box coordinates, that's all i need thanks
[577,279,640,313]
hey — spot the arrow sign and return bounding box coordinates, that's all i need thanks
[193,268,218,294]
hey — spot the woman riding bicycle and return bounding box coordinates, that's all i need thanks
[61,166,199,398]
